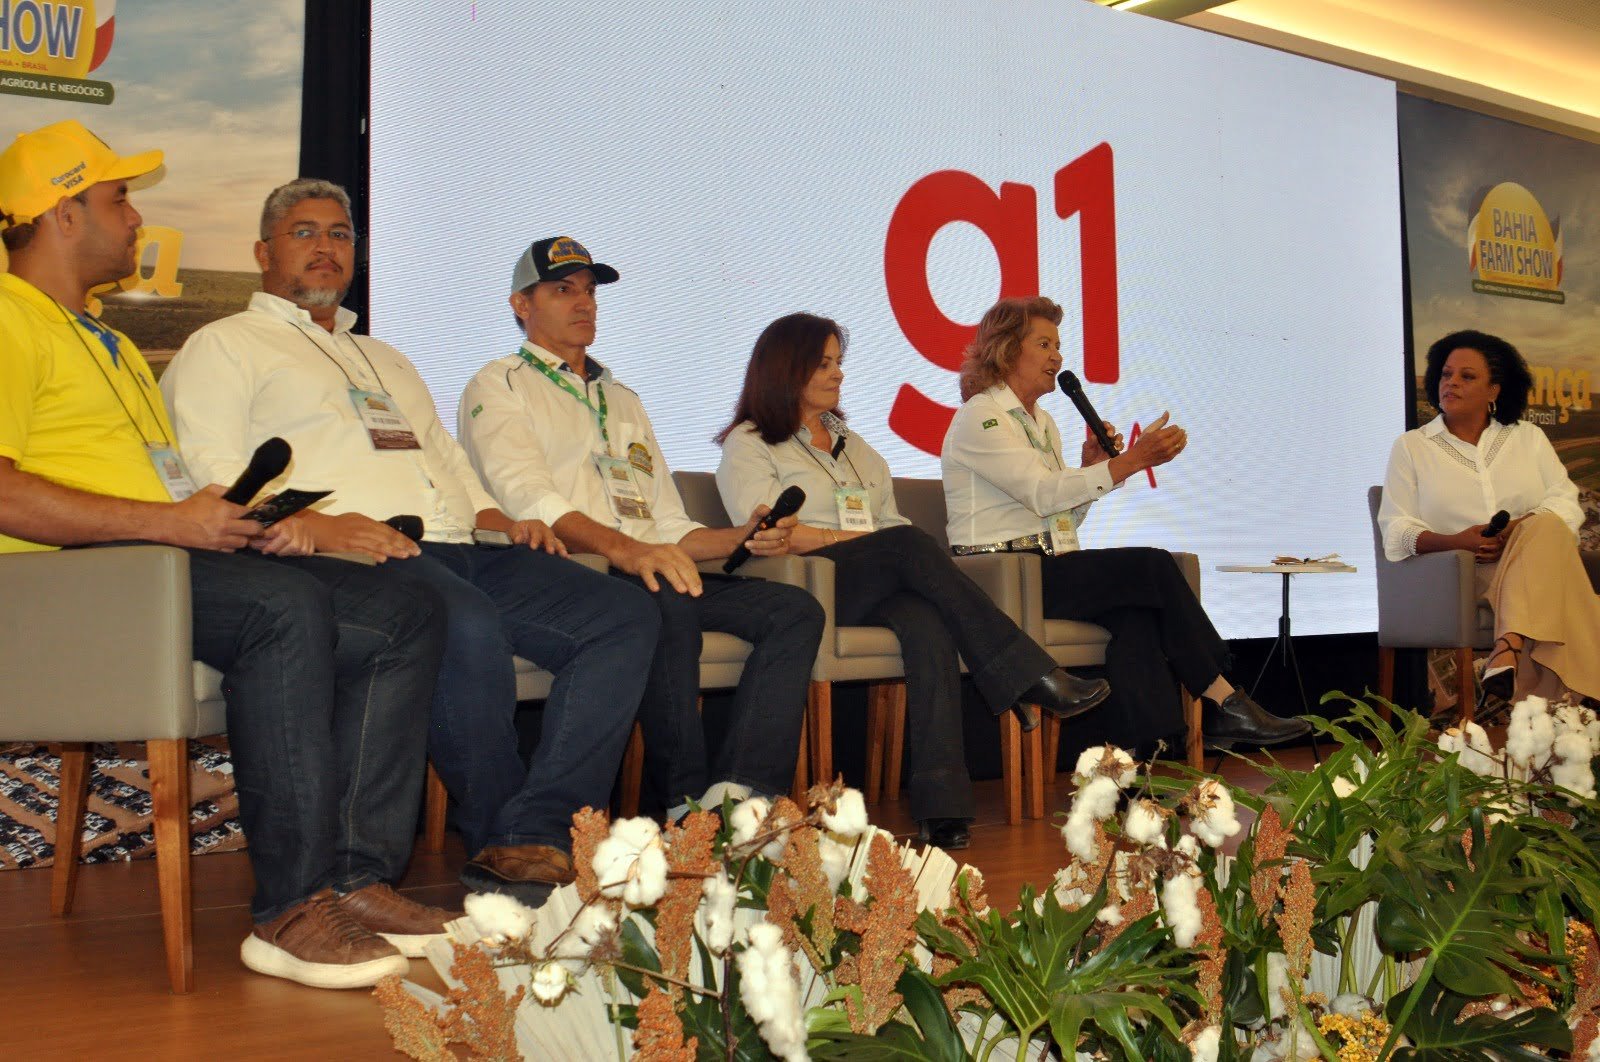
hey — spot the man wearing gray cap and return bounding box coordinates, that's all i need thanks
[459,237,822,822]
[161,183,659,909]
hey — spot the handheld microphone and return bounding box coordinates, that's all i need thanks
[385,515,424,542]
[1056,371,1120,458]
[222,437,291,505]
[724,486,806,573]
[1483,510,1510,537]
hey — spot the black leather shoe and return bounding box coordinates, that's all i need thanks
[1201,690,1311,746]
[1009,702,1041,732]
[917,818,971,850]
[1016,668,1111,722]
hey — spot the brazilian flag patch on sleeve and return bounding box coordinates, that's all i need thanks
[982,418,998,430]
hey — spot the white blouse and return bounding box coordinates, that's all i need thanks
[1377,416,1582,561]
[941,383,1117,548]
[716,413,909,532]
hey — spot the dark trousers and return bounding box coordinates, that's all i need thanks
[186,549,446,923]
[387,544,658,856]
[815,525,1057,822]
[614,572,822,810]
[1038,547,1229,746]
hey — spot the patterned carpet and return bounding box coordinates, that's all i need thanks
[0,740,244,870]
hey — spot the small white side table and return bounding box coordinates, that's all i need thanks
[1216,563,1357,715]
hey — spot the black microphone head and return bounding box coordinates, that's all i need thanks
[1057,369,1083,395]
[385,515,424,542]
[251,436,292,480]
[772,485,806,516]
[1484,510,1510,536]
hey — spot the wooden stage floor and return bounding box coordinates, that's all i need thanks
[0,747,1309,1060]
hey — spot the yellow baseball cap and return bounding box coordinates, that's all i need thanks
[0,120,163,230]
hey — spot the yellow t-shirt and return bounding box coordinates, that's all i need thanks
[0,272,176,554]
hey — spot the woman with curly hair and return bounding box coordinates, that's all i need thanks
[942,296,1309,752]
[1379,329,1600,703]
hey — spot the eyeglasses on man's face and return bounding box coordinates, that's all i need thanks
[270,226,359,245]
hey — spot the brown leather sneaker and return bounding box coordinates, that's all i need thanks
[239,888,408,989]
[460,844,575,908]
[336,882,462,958]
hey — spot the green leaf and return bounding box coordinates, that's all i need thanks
[810,967,973,1061]
[1389,981,1571,1061]
[1375,826,1547,998]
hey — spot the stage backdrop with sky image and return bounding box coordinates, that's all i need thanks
[1399,94,1600,544]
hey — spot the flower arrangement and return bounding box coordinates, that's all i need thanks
[378,695,1600,1061]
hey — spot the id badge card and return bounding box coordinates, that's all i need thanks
[594,453,653,521]
[1044,510,1081,555]
[834,486,875,533]
[348,388,422,450]
[146,444,198,501]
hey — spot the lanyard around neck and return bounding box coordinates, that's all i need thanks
[793,433,865,488]
[518,348,609,446]
[1008,408,1063,470]
[53,301,171,446]
[293,322,389,393]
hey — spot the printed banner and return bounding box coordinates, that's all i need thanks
[1400,94,1600,540]
[1,0,303,366]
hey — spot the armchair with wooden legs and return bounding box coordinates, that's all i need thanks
[893,478,1206,775]
[1367,485,1600,721]
[1,544,215,993]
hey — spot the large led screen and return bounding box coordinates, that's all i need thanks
[369,0,1403,637]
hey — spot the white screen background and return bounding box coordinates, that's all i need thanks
[370,0,1403,638]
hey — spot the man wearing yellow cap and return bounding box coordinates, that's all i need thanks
[0,120,454,990]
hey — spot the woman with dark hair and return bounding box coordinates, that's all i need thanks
[1378,329,1600,703]
[715,312,1110,849]
[942,296,1311,752]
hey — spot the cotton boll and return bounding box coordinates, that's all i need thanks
[729,797,771,847]
[1461,721,1498,775]
[593,817,669,907]
[1096,905,1124,926]
[701,871,737,955]
[1062,810,1100,862]
[1265,952,1289,1020]
[1189,1025,1221,1062]
[1189,781,1242,848]
[737,924,808,1061]
[1071,744,1137,788]
[1072,775,1121,821]
[1161,873,1202,947]
[531,961,570,1004]
[1330,993,1374,1016]
[1123,799,1166,845]
[1507,696,1555,768]
[817,835,853,892]
[463,891,537,942]
[820,788,868,837]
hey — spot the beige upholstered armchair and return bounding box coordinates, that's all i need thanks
[894,477,1205,772]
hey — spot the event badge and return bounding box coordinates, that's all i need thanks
[348,388,422,450]
[146,444,199,502]
[594,454,653,521]
[834,487,875,533]
[1044,510,1081,555]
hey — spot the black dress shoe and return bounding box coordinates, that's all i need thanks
[1201,690,1311,747]
[917,818,971,850]
[1009,702,1042,732]
[1016,668,1111,722]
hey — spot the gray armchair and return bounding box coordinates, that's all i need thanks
[1366,484,1600,720]
[0,544,212,993]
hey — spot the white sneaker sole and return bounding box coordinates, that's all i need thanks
[379,931,447,959]
[240,934,410,989]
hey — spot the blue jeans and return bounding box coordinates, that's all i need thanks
[387,544,657,855]
[615,572,822,809]
[186,550,446,923]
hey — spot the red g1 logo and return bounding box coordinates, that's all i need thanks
[883,142,1119,455]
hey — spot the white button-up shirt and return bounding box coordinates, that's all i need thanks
[162,292,495,543]
[1377,416,1582,561]
[716,413,910,532]
[457,342,703,545]
[941,383,1117,548]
